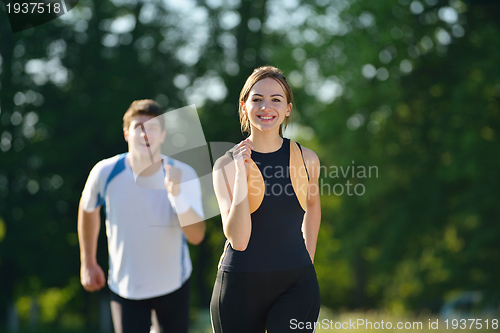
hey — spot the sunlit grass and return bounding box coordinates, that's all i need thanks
[3,307,498,332]
[187,307,500,332]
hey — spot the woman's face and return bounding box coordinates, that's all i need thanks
[242,77,292,135]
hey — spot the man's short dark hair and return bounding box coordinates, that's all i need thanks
[123,99,165,131]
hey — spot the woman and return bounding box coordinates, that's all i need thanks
[211,66,321,332]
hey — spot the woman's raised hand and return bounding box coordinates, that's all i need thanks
[232,138,253,178]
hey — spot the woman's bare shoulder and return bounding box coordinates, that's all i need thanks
[299,145,320,165]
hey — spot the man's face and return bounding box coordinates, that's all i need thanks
[124,115,166,160]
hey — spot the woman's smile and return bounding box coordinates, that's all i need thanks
[257,115,277,122]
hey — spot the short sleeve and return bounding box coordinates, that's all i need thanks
[81,162,105,212]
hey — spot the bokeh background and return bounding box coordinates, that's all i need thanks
[1,0,499,331]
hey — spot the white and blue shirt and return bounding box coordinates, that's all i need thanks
[82,153,204,300]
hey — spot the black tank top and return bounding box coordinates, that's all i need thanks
[219,138,312,272]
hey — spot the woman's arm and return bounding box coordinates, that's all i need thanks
[301,147,321,263]
[212,140,253,251]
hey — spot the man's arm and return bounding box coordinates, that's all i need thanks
[77,198,106,291]
[164,164,206,245]
[179,211,206,245]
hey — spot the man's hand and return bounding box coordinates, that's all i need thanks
[80,262,106,292]
[164,162,183,196]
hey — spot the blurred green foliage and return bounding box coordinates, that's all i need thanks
[0,0,499,330]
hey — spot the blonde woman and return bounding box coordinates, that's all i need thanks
[211,66,321,332]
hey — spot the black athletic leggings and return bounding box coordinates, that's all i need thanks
[110,278,190,333]
[210,265,320,333]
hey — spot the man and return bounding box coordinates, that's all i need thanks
[78,99,206,333]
